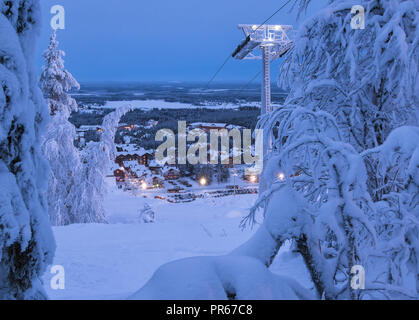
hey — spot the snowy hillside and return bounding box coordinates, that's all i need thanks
[42,178,312,299]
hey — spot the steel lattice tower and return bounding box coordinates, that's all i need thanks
[232,24,294,154]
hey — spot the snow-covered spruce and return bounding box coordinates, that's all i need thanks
[0,0,55,299]
[78,105,132,224]
[280,0,419,153]
[40,31,82,226]
[40,37,129,226]
[39,31,80,117]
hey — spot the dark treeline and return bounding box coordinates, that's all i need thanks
[70,82,287,106]
[70,107,261,149]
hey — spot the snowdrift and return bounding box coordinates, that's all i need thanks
[129,255,313,300]
[129,185,314,300]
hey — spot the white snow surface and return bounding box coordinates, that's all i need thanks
[42,178,313,300]
[130,255,313,300]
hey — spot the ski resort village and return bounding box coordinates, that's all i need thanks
[0,0,418,304]
[76,119,260,204]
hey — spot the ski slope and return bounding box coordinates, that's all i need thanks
[43,178,313,299]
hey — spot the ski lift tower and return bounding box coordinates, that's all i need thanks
[232,24,294,116]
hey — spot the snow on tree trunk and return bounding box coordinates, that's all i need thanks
[40,31,82,226]
[78,105,132,224]
[0,0,55,299]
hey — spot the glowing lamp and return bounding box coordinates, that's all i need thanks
[199,177,207,186]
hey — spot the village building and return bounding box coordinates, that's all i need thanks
[76,125,103,133]
[163,168,180,180]
[114,145,154,167]
[189,122,227,132]
[148,160,163,175]
[152,176,164,188]
[117,123,140,132]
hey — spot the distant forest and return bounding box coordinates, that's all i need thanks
[69,106,261,149]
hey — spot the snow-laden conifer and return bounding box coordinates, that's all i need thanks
[40,31,79,117]
[280,0,419,152]
[78,105,132,223]
[40,31,81,226]
[0,0,55,299]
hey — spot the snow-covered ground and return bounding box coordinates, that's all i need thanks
[43,178,312,300]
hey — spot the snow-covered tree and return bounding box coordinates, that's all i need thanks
[361,127,419,298]
[78,105,132,223]
[0,0,55,299]
[139,203,155,223]
[244,0,419,299]
[40,31,82,226]
[240,108,376,299]
[280,0,418,153]
[39,31,79,117]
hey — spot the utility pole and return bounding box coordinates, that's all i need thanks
[232,24,294,155]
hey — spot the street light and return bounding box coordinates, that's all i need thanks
[199,177,207,186]
[141,181,147,190]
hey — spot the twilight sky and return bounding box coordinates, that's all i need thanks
[35,0,326,83]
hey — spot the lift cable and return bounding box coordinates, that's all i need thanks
[203,54,232,91]
[234,70,262,107]
[238,70,262,93]
[251,0,292,34]
[203,0,293,90]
